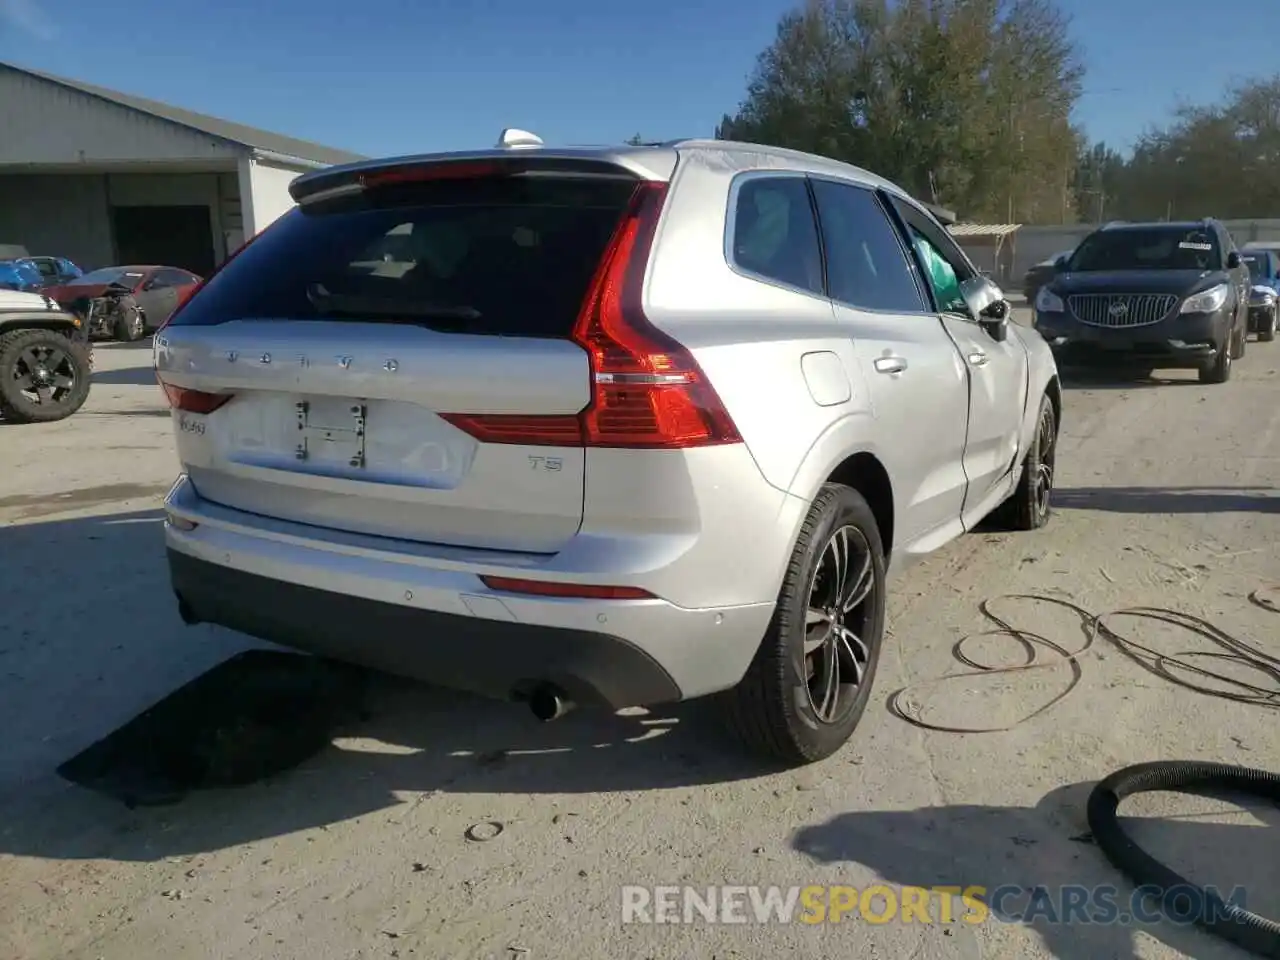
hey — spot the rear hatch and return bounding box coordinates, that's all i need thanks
[155,156,668,553]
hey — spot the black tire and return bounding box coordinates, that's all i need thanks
[1198,336,1232,383]
[992,392,1056,531]
[113,299,145,342]
[0,327,92,423]
[1259,309,1277,343]
[721,484,887,765]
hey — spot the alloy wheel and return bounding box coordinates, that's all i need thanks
[12,342,78,409]
[1033,402,1055,518]
[802,524,877,723]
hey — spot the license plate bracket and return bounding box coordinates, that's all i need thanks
[295,400,367,468]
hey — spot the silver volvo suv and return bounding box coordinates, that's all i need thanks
[155,131,1062,765]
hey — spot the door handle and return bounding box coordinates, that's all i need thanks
[968,351,989,367]
[873,356,908,375]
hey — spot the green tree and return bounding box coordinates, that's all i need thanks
[717,0,1084,223]
[1107,77,1280,220]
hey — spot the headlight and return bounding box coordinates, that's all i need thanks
[1035,287,1065,313]
[1179,283,1229,314]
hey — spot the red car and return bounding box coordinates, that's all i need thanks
[44,264,202,338]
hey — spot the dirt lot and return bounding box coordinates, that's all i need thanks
[1,332,1277,960]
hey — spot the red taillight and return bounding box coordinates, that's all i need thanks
[480,575,654,601]
[361,161,503,188]
[441,181,742,449]
[158,379,232,414]
[438,413,582,444]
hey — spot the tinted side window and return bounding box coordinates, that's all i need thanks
[731,177,823,295]
[156,268,195,286]
[809,179,926,313]
[33,259,58,278]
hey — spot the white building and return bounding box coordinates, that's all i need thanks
[0,62,366,275]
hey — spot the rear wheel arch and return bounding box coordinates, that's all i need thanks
[786,419,896,566]
[824,452,894,564]
[0,316,81,338]
[1044,375,1062,437]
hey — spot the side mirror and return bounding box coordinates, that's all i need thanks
[1227,251,1241,269]
[959,275,1010,341]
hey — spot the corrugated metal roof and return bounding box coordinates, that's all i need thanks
[948,223,1022,238]
[1,62,366,166]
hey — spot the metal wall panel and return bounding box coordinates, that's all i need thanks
[0,69,242,166]
[0,174,114,268]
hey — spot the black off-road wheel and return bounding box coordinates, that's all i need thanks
[992,392,1056,531]
[1199,336,1232,384]
[0,327,92,423]
[721,484,887,765]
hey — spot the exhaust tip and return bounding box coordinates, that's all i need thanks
[528,684,575,722]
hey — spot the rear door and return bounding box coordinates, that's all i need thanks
[134,269,176,324]
[808,176,971,549]
[155,169,644,553]
[887,196,1028,521]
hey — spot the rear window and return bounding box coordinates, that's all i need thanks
[170,176,640,338]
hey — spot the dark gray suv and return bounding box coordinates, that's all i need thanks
[1031,219,1251,383]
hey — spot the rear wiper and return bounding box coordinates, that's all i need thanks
[305,283,482,322]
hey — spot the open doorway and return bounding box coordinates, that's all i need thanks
[111,205,215,276]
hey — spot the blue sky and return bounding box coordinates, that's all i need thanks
[0,0,1270,160]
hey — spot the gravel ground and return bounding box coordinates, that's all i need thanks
[0,331,1277,960]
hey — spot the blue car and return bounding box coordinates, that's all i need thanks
[0,259,44,292]
[24,255,83,286]
[1243,249,1279,342]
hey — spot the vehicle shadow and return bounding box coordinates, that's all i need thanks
[76,408,172,418]
[0,509,773,865]
[91,336,155,350]
[1054,486,1280,515]
[791,783,1278,959]
[92,366,159,386]
[1058,368,1201,391]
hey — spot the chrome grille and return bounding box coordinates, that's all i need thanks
[1068,293,1178,328]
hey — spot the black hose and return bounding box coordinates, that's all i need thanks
[1086,761,1280,957]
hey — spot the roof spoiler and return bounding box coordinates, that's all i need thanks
[290,145,676,206]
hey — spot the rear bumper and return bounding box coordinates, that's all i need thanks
[163,476,775,708]
[1033,308,1228,368]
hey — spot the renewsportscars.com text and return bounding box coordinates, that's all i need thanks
[620,883,1248,926]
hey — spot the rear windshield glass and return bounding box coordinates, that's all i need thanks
[169,176,639,337]
[1067,228,1223,272]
